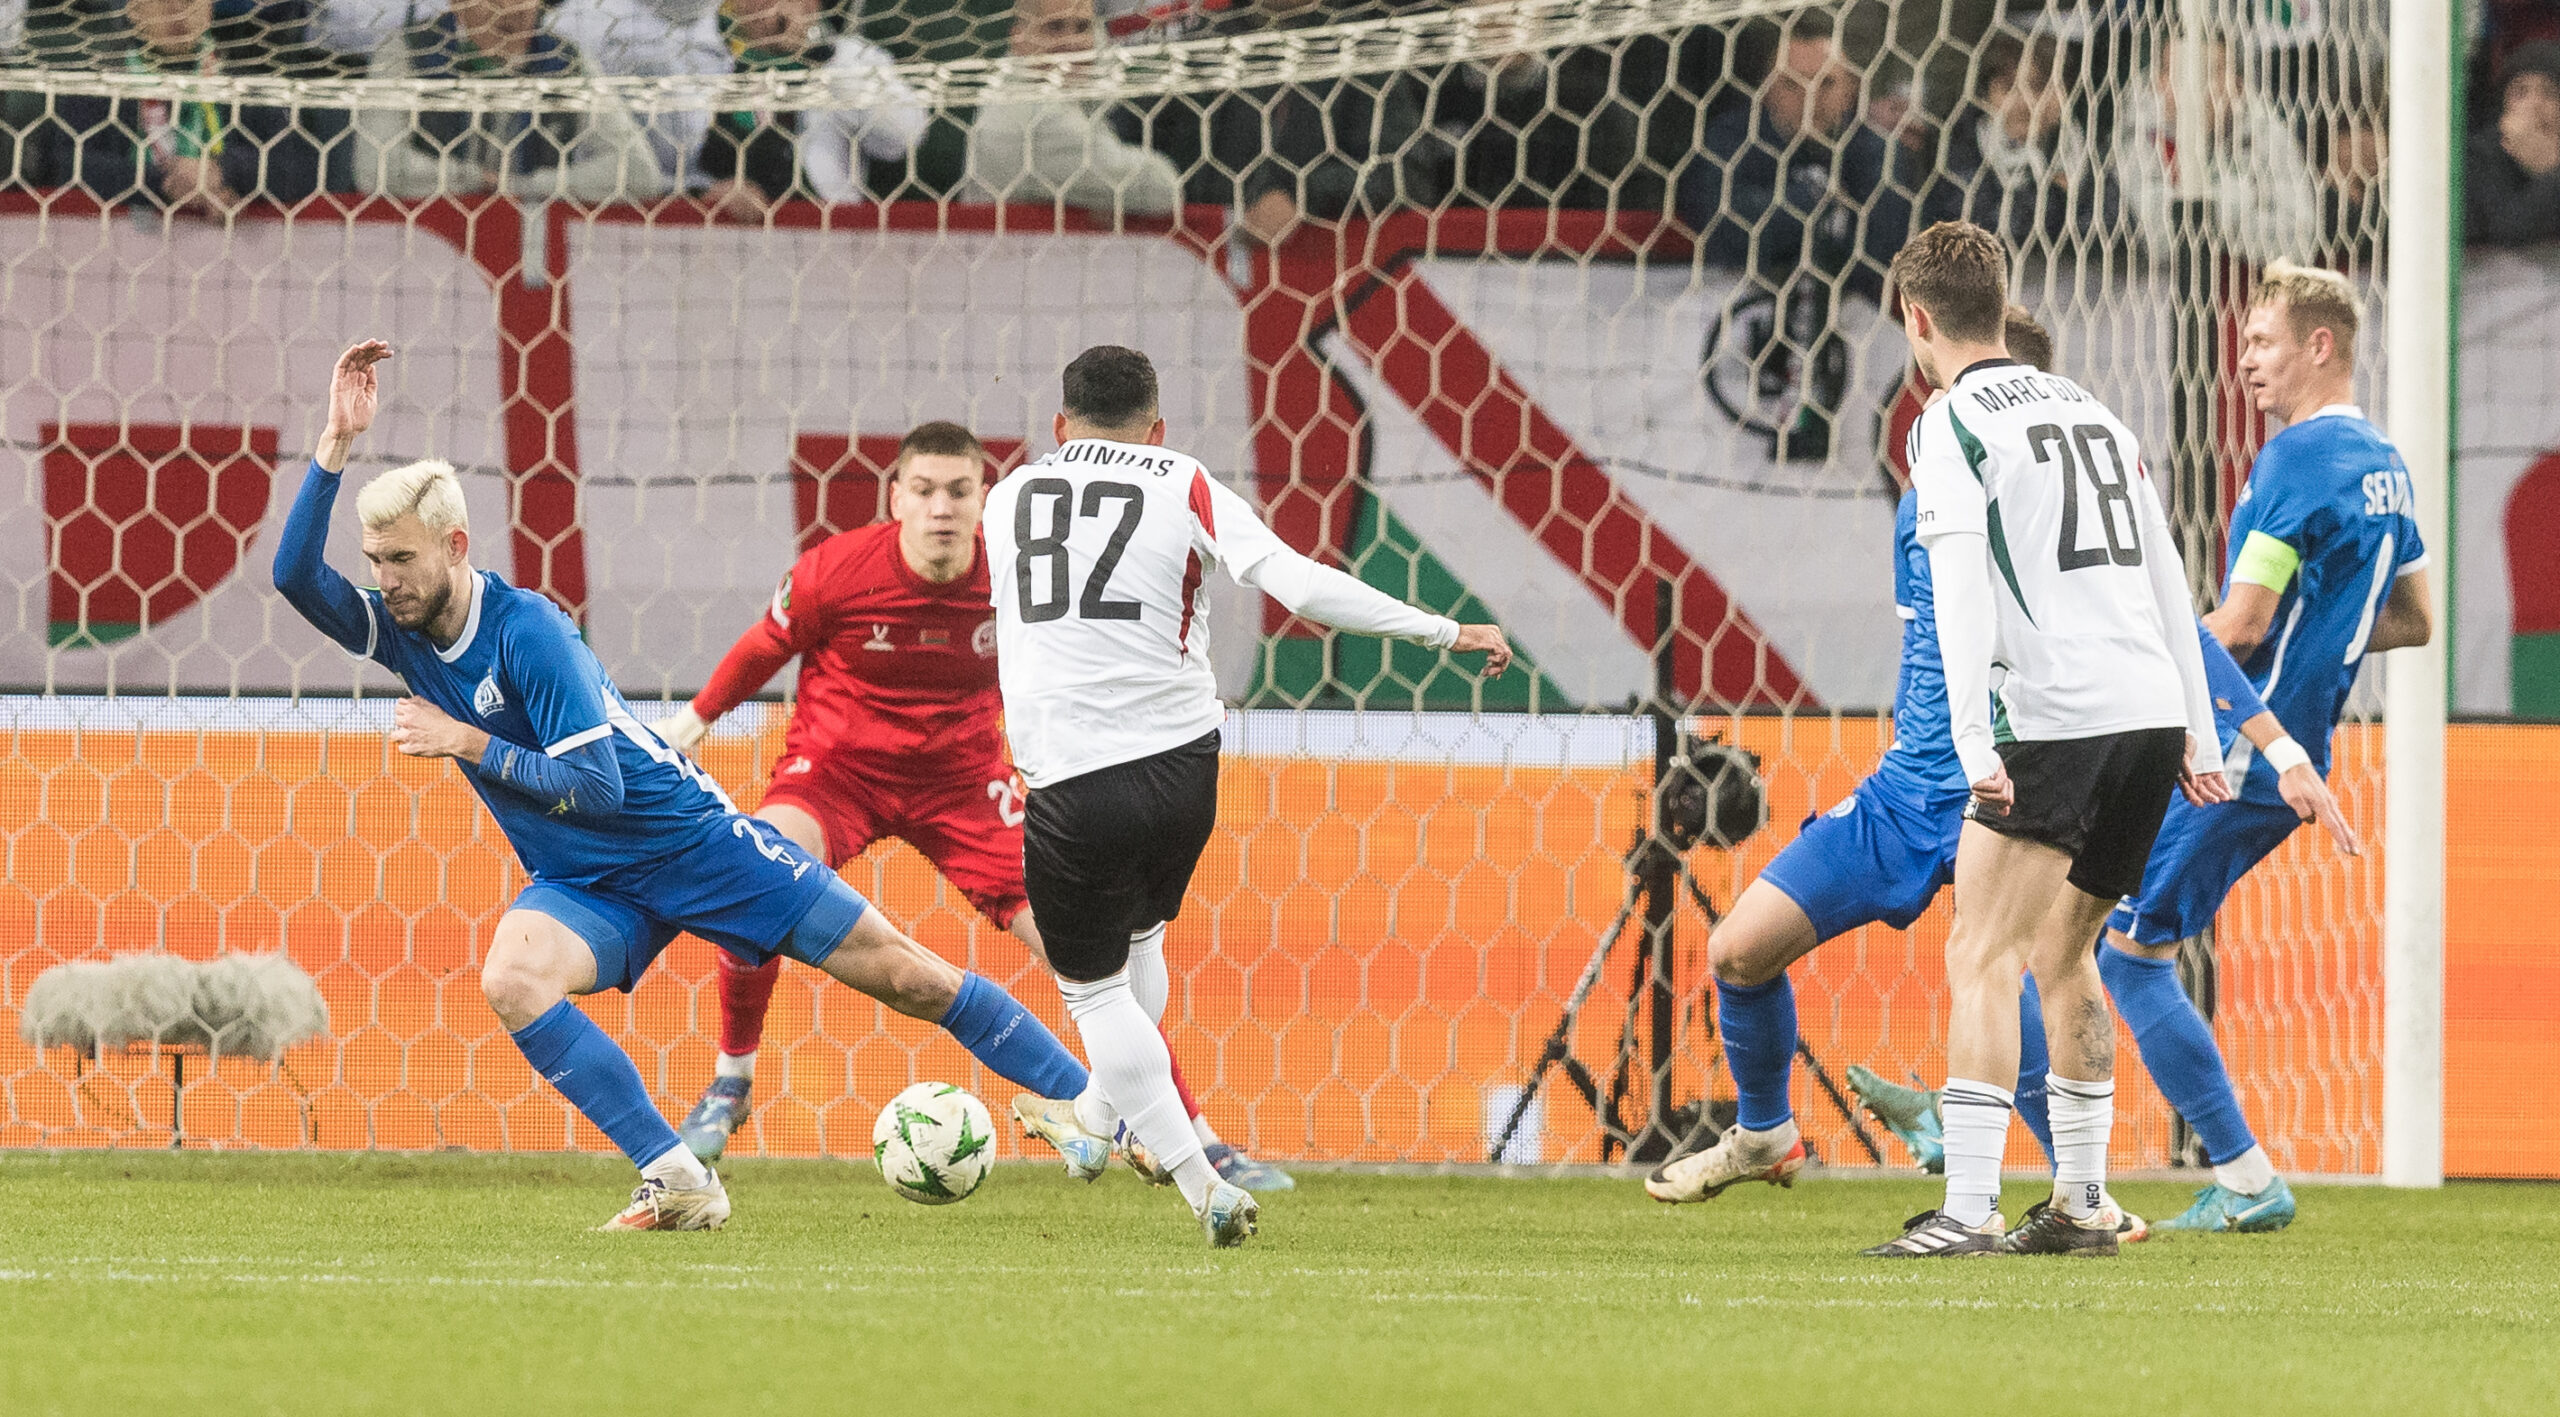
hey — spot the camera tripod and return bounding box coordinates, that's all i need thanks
[1486,580,1884,1167]
[1483,823,1885,1167]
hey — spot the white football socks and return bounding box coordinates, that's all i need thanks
[1939,1078,2014,1228]
[714,1050,755,1081]
[1126,923,1168,1022]
[2216,1144,2278,1197]
[1057,968,1217,1209]
[1192,1114,1221,1148]
[641,1143,711,1190]
[2046,1073,2115,1219]
[1733,1118,1798,1164]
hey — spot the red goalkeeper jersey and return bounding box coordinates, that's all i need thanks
[692,522,1005,783]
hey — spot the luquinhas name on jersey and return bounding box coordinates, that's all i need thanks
[1059,443,1182,476]
[2361,467,2415,517]
[1968,373,2090,413]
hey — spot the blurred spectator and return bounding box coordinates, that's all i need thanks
[1942,31,2095,247]
[1673,12,1914,296]
[1676,12,1916,462]
[1425,11,1641,212]
[2111,31,2320,263]
[966,0,1181,219]
[697,0,924,212]
[2468,41,2560,247]
[1207,0,1448,243]
[352,0,667,200]
[312,0,440,56]
[549,0,920,215]
[33,0,346,212]
[2317,103,2383,263]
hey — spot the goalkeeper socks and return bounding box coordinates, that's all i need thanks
[510,999,689,1173]
[1126,924,1169,1022]
[2013,970,2056,1167]
[715,1050,755,1081]
[938,972,1090,1100]
[2098,942,2259,1168]
[1716,974,1797,1131]
[1939,1078,2013,1228]
[1057,969,1215,1208]
[2045,1073,2114,1219]
[716,950,781,1061]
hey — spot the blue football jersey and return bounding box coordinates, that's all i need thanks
[2221,408,2426,803]
[1874,489,1971,801]
[347,569,742,885]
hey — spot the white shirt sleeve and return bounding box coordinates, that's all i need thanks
[1911,402,2001,786]
[2136,467,2222,775]
[1195,476,1459,648]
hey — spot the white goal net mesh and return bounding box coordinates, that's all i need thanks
[1,0,2392,1173]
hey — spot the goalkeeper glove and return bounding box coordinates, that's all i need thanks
[652,704,709,754]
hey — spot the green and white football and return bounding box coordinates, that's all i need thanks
[872,1082,995,1205]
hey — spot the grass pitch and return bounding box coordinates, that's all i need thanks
[3,1153,2551,1416]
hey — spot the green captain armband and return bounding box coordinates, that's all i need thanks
[2230,530,2301,593]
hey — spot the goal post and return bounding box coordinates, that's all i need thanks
[2382,0,2453,1191]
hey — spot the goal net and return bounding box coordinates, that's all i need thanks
[0,0,2393,1173]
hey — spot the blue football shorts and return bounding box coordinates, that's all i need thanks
[1757,774,1968,942]
[511,813,870,993]
[2105,795,2304,946]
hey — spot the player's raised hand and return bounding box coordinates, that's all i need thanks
[1969,761,2014,813]
[391,695,488,763]
[2277,761,2362,856]
[319,340,393,470]
[1452,624,1513,678]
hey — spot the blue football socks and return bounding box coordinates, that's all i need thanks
[940,972,1091,1100]
[2014,970,2056,1166]
[2099,941,2257,1166]
[1718,974,1798,1131]
[511,999,686,1169]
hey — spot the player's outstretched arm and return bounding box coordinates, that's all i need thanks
[654,614,798,753]
[272,340,394,656]
[2227,708,2361,855]
[1200,475,1510,677]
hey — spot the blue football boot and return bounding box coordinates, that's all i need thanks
[1846,1064,1945,1174]
[2157,1176,2298,1234]
[678,1075,753,1163]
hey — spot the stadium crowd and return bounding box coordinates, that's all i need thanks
[0,0,2551,254]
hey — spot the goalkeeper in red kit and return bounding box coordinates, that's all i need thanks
[653,422,1293,1191]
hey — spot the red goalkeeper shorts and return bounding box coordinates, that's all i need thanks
[757,752,1029,930]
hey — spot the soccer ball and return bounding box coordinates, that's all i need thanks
[872,1082,995,1205]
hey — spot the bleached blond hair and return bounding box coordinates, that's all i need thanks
[2251,260,2362,368]
[356,459,469,535]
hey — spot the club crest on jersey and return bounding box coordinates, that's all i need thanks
[864,623,894,652]
[973,621,997,657]
[473,674,505,718]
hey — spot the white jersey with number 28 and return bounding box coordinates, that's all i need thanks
[1911,361,2195,742]
[983,437,1296,789]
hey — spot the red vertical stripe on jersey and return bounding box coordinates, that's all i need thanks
[1179,470,1215,652]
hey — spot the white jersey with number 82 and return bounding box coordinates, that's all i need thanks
[1911,361,2194,742]
[983,437,1294,788]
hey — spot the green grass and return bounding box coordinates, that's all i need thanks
[3,1154,2553,1416]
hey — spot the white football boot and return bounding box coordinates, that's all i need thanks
[1012,1094,1112,1182]
[1644,1127,1809,1204]
[597,1170,731,1231]
[1198,1180,1260,1248]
